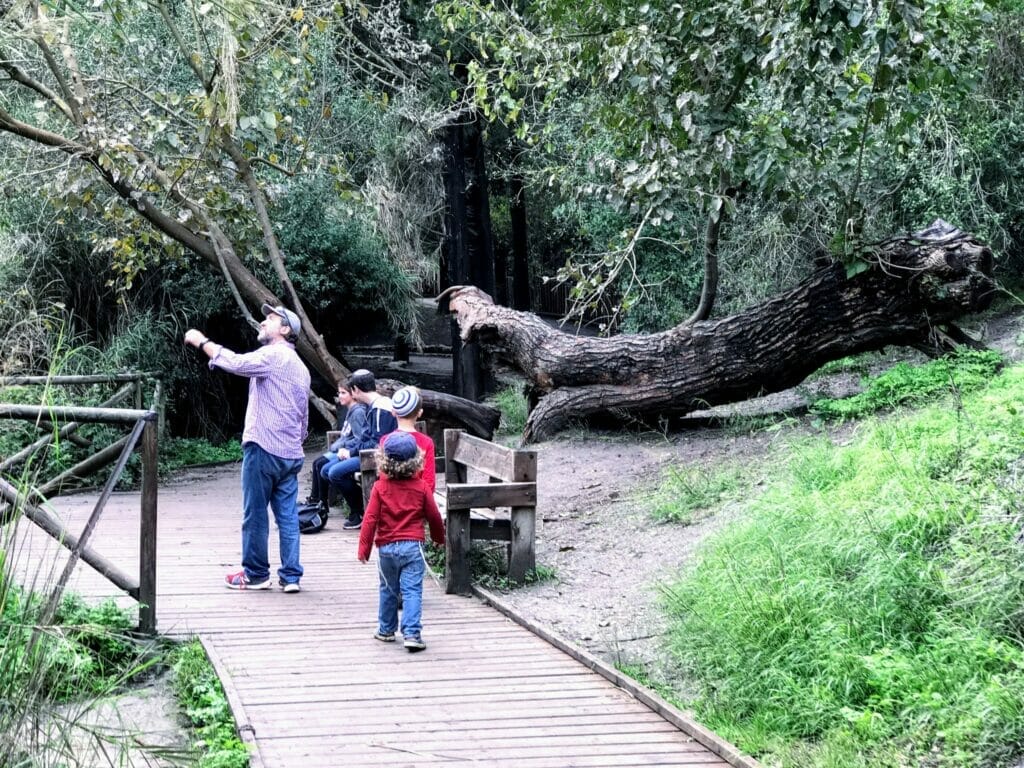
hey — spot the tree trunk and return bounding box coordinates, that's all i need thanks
[509,172,531,312]
[440,221,995,442]
[442,115,496,401]
[684,170,728,325]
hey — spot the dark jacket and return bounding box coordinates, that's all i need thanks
[356,395,398,452]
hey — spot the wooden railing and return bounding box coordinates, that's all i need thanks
[0,373,161,634]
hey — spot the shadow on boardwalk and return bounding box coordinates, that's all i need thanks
[11,462,755,768]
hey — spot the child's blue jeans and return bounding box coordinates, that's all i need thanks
[377,540,425,639]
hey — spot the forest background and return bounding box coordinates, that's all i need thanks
[2,0,1024,766]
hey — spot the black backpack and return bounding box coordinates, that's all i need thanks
[298,504,327,534]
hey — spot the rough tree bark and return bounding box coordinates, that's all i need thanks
[440,221,995,443]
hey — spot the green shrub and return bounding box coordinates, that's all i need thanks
[171,641,249,768]
[160,438,243,470]
[0,584,148,702]
[661,362,1024,766]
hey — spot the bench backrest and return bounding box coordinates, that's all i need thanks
[443,429,538,592]
[442,430,537,511]
[355,428,539,594]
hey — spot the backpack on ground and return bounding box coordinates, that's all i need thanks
[298,503,327,534]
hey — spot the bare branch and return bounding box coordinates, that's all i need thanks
[0,51,74,121]
[57,16,90,119]
[155,1,209,90]
[250,155,295,176]
[28,1,83,124]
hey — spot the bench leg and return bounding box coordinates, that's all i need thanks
[445,509,472,594]
[508,506,536,584]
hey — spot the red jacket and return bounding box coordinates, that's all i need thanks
[358,476,445,560]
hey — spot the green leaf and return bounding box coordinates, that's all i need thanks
[845,259,871,279]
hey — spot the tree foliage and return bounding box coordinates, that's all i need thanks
[436,0,993,322]
[0,0,456,386]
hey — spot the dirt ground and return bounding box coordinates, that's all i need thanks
[494,306,1024,695]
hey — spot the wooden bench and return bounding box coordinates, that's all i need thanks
[443,429,538,594]
[357,429,537,594]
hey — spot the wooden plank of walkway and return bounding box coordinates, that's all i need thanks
[7,461,755,768]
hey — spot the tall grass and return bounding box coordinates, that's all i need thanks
[649,464,746,525]
[489,385,529,437]
[661,363,1024,766]
[0,571,164,765]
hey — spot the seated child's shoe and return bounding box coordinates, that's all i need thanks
[403,635,426,652]
[373,630,396,642]
[224,570,271,590]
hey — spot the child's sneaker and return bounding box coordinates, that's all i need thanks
[373,630,396,642]
[342,515,362,530]
[403,636,426,652]
[280,580,301,593]
[224,570,271,590]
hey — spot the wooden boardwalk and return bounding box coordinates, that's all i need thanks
[9,462,757,768]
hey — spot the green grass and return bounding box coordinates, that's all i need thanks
[171,641,250,768]
[659,361,1024,767]
[649,464,746,524]
[423,541,556,589]
[488,385,529,437]
[811,348,1002,420]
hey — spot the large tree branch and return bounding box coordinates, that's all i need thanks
[220,135,344,384]
[684,170,728,325]
[442,220,996,441]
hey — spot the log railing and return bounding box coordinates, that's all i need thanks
[0,373,161,634]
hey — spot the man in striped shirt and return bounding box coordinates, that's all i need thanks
[185,304,311,593]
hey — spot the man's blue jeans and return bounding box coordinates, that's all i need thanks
[241,442,304,585]
[377,540,425,639]
[325,455,363,519]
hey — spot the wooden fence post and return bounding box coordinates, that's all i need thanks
[138,420,158,635]
[444,429,471,594]
[508,449,537,583]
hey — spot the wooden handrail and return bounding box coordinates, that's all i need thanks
[39,419,148,625]
[0,388,161,633]
[0,404,157,424]
[0,477,140,596]
[0,382,138,473]
[0,373,159,385]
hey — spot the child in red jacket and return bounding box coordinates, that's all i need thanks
[358,431,445,652]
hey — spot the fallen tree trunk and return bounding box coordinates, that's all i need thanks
[440,220,995,442]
